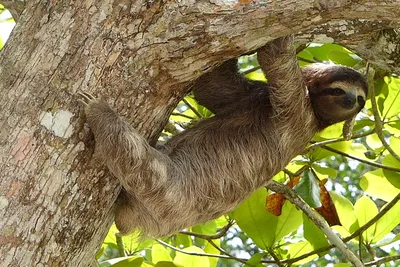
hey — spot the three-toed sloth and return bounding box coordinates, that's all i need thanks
[80,36,368,237]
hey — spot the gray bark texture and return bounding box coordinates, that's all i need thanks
[0,0,399,266]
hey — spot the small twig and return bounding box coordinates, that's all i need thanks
[267,181,364,267]
[156,239,233,260]
[208,240,249,265]
[180,220,235,240]
[368,64,400,163]
[182,98,203,118]
[365,255,400,266]
[267,248,284,267]
[115,233,127,257]
[242,65,261,75]
[321,145,400,172]
[305,129,375,153]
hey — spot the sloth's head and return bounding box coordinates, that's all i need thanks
[302,63,368,129]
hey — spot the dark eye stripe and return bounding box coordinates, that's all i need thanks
[309,88,346,97]
[328,88,346,96]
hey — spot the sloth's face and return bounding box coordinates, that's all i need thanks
[302,64,368,128]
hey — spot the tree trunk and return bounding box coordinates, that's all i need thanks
[0,0,399,265]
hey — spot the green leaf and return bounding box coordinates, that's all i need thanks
[312,163,337,179]
[354,196,378,243]
[192,220,217,246]
[204,240,220,267]
[152,244,172,264]
[366,134,383,150]
[155,261,177,267]
[360,169,400,201]
[245,253,265,267]
[372,200,400,243]
[328,50,360,66]
[303,214,329,249]
[382,155,400,189]
[275,201,303,241]
[173,246,210,267]
[333,264,352,267]
[293,171,321,208]
[330,192,358,234]
[174,233,193,248]
[99,256,143,267]
[231,188,278,249]
[283,241,316,265]
[382,77,400,119]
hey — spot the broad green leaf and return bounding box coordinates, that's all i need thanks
[330,192,358,234]
[173,246,210,267]
[174,233,192,248]
[293,171,321,208]
[312,164,337,179]
[152,244,172,264]
[245,253,265,267]
[231,188,278,249]
[333,264,352,267]
[360,169,400,201]
[382,155,400,189]
[122,232,155,255]
[384,77,400,119]
[328,50,360,66]
[372,200,400,243]
[386,120,400,135]
[155,262,177,267]
[204,240,220,267]
[99,256,143,267]
[354,196,378,243]
[245,71,266,82]
[303,214,329,249]
[214,216,230,228]
[192,220,217,246]
[315,123,343,139]
[275,201,302,241]
[366,134,383,150]
[283,241,316,265]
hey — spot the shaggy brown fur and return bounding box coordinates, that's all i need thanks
[79,36,367,237]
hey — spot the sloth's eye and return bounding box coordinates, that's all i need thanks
[329,88,346,96]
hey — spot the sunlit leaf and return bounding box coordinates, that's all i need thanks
[354,196,378,243]
[372,200,400,243]
[275,201,303,241]
[382,76,400,119]
[155,261,177,267]
[231,188,278,249]
[303,214,329,249]
[173,246,210,267]
[366,134,383,150]
[330,192,359,234]
[99,256,143,267]
[152,244,172,264]
[382,155,400,189]
[312,164,337,179]
[245,253,265,267]
[283,241,316,265]
[360,169,400,201]
[204,240,220,267]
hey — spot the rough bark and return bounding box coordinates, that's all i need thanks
[0,0,399,266]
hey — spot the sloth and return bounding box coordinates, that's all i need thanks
[79,36,368,237]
